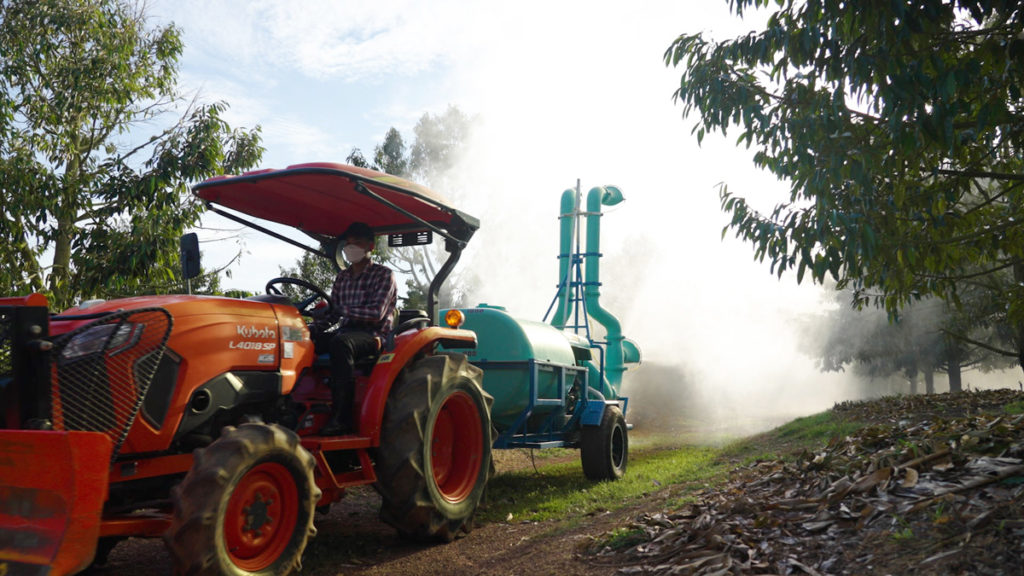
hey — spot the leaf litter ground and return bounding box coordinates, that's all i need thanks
[588,389,1024,575]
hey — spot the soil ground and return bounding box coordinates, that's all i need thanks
[92,450,631,576]
[90,390,1024,576]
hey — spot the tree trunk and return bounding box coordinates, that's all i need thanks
[49,216,74,309]
[947,358,963,393]
[908,372,918,395]
[1016,262,1024,376]
[924,368,935,395]
[48,133,82,310]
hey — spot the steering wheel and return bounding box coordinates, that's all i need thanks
[265,277,333,317]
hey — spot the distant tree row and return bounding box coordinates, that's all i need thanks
[802,286,1016,393]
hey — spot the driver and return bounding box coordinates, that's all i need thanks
[317,221,397,435]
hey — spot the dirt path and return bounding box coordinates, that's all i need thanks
[94,491,626,576]
[91,451,634,576]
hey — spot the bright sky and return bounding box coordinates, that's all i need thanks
[149,0,867,428]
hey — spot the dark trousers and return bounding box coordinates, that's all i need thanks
[327,329,379,423]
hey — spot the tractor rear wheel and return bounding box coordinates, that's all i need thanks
[580,404,628,481]
[374,353,494,541]
[165,423,319,576]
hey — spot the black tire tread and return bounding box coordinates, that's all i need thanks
[580,404,628,481]
[374,353,494,541]
[164,423,320,576]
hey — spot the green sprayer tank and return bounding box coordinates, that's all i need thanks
[458,304,605,431]
[445,184,640,448]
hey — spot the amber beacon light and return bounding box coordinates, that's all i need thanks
[444,309,466,328]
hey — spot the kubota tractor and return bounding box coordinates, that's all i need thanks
[0,163,494,575]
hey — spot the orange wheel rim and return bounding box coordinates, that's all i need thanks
[224,462,299,571]
[431,390,483,503]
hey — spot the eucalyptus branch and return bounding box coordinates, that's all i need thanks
[914,260,1016,283]
[116,123,177,163]
[936,168,1024,181]
[423,246,438,277]
[960,180,1024,218]
[116,95,196,163]
[940,329,1018,358]
[928,218,1024,247]
[208,249,243,276]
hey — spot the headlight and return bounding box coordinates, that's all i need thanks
[61,322,141,361]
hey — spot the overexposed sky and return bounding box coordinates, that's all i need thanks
[150,0,868,427]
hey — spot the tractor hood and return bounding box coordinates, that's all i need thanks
[194,162,479,245]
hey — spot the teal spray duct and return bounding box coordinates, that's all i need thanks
[547,183,639,392]
[551,187,577,330]
[584,186,629,389]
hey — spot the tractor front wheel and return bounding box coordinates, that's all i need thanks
[580,404,628,481]
[374,353,494,541]
[165,423,320,576]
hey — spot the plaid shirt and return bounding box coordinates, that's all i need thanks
[326,262,397,337]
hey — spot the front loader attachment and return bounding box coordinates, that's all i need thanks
[0,430,112,576]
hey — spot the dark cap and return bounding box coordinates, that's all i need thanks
[341,221,374,241]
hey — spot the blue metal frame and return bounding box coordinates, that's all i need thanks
[480,358,600,449]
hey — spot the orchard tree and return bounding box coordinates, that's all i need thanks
[409,105,474,188]
[0,0,262,309]
[806,288,1014,393]
[373,127,409,177]
[666,1,1024,371]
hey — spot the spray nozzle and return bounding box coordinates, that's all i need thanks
[601,185,624,207]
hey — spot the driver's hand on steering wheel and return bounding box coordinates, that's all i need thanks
[310,300,329,320]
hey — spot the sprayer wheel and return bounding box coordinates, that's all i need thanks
[580,404,628,481]
[165,423,320,576]
[374,353,495,541]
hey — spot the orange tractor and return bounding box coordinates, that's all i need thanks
[0,163,494,575]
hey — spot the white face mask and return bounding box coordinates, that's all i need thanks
[342,244,367,264]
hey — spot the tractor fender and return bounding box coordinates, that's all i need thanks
[358,327,477,443]
[0,430,112,576]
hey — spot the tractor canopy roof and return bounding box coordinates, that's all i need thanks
[193,162,479,246]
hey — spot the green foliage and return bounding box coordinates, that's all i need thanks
[409,105,474,187]
[373,127,408,177]
[276,250,339,300]
[0,0,262,309]
[666,1,1024,368]
[345,147,370,169]
[402,278,427,310]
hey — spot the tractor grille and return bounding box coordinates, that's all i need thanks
[50,308,172,459]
